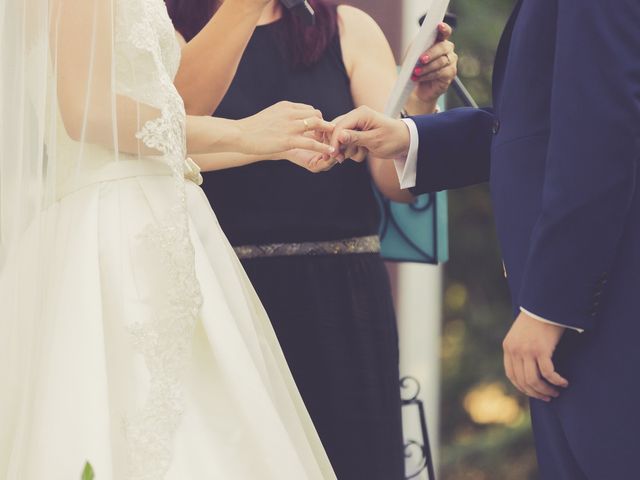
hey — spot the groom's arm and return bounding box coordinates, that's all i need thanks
[398,107,582,333]
[518,0,640,331]
[396,107,495,195]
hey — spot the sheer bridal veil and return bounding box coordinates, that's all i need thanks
[0,2,336,479]
[0,0,203,475]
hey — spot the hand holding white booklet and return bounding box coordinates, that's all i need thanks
[384,0,451,118]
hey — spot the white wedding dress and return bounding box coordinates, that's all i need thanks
[0,0,335,479]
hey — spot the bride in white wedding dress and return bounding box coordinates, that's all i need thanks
[0,0,338,478]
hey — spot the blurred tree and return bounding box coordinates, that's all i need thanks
[440,1,539,479]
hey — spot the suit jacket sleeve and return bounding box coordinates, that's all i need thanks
[408,107,495,195]
[518,0,640,330]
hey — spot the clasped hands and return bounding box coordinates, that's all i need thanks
[281,22,457,172]
[282,106,411,173]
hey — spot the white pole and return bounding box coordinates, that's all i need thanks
[396,264,442,477]
[396,1,443,477]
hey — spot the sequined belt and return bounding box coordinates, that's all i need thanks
[233,235,381,259]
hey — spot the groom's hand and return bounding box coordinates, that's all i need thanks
[330,106,411,161]
[503,311,569,402]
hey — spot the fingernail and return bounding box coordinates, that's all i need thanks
[328,146,335,153]
[439,23,447,30]
[413,66,422,76]
[421,54,430,64]
[411,75,418,82]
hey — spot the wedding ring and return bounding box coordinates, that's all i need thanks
[443,53,451,66]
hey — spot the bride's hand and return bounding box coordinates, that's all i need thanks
[237,101,337,157]
[281,148,340,173]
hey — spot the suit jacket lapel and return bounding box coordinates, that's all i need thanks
[492,0,524,106]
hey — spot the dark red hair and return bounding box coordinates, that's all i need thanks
[166,0,338,68]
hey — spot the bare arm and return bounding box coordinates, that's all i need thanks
[54,0,333,163]
[191,152,270,171]
[174,0,268,116]
[338,6,456,202]
[189,103,336,164]
[192,143,334,172]
[336,6,411,202]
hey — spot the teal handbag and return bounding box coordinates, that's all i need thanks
[377,189,449,265]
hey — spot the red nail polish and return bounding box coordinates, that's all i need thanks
[421,54,430,64]
[413,66,422,76]
[411,75,418,82]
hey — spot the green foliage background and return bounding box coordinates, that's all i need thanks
[440,1,538,479]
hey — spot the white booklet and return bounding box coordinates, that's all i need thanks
[384,0,451,117]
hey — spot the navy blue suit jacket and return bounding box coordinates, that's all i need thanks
[411,0,640,332]
[410,1,640,474]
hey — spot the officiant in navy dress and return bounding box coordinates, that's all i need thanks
[167,0,458,478]
[329,0,640,478]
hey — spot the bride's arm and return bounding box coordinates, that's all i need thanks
[191,147,320,172]
[172,0,269,116]
[53,0,334,158]
[187,102,335,157]
[190,152,278,171]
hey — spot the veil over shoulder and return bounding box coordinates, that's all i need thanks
[0,1,336,478]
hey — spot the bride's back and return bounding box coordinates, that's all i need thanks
[45,0,185,200]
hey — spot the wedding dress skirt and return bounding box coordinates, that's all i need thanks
[0,158,336,480]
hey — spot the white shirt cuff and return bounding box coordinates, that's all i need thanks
[520,307,584,333]
[394,118,419,189]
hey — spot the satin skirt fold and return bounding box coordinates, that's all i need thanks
[0,174,335,480]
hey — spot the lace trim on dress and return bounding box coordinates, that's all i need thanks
[115,1,202,478]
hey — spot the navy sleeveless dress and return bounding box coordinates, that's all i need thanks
[203,18,405,480]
